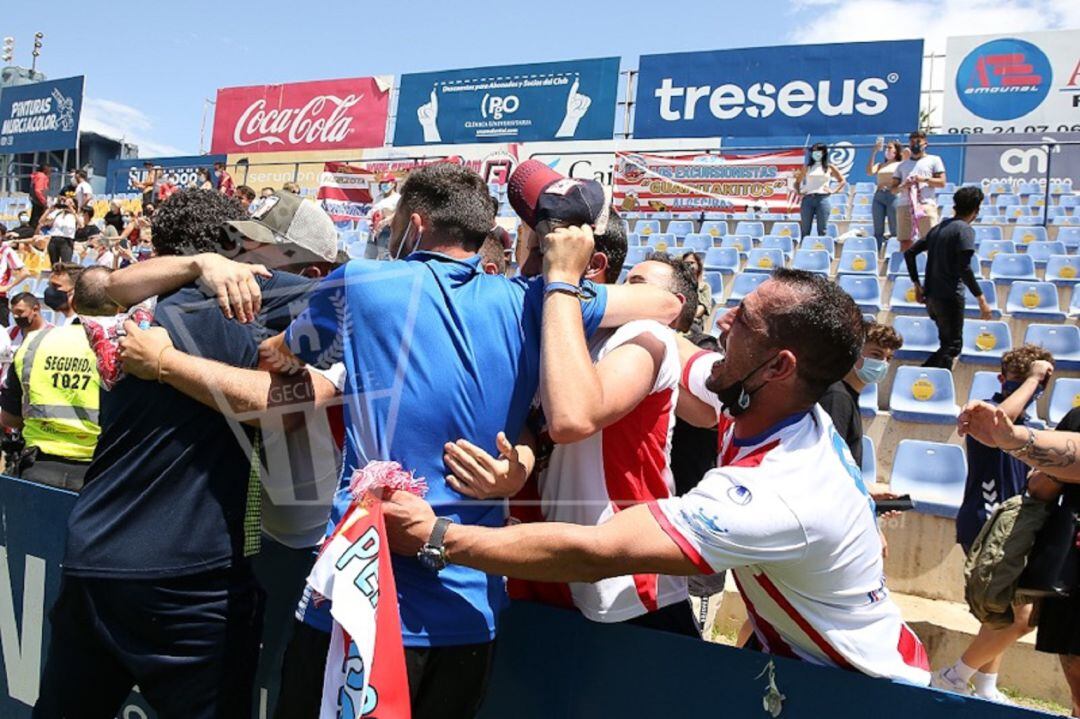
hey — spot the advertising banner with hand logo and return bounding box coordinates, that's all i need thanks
[393,58,620,146]
[944,30,1080,135]
[0,75,84,154]
[211,76,392,154]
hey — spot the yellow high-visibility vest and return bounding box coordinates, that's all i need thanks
[12,324,100,460]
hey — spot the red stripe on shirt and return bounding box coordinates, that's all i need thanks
[724,439,780,469]
[647,502,713,574]
[681,350,714,390]
[754,572,857,671]
[897,624,930,671]
[733,572,797,660]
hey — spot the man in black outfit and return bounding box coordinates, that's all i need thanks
[904,186,992,369]
[818,320,903,467]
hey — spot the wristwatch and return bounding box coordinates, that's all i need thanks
[417,517,454,572]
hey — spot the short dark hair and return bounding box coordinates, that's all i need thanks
[81,207,94,221]
[909,130,928,141]
[75,169,88,181]
[213,162,225,170]
[490,195,500,215]
[397,163,494,252]
[143,161,154,167]
[478,235,508,274]
[73,266,119,316]
[236,185,256,201]
[764,269,865,403]
[593,207,627,284]
[151,188,246,256]
[51,262,82,279]
[645,252,699,332]
[954,186,984,217]
[10,292,39,309]
[37,163,50,172]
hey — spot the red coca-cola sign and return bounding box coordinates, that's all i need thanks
[211,76,391,154]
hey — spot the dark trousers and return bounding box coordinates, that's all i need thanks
[923,294,965,369]
[47,236,74,265]
[274,619,496,719]
[20,453,88,491]
[34,565,265,719]
[0,296,9,327]
[29,201,46,230]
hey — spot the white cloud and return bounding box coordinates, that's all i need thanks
[788,0,1080,52]
[80,97,186,157]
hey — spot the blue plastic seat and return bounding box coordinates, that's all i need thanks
[704,272,724,304]
[961,320,1013,365]
[790,249,830,275]
[700,220,727,238]
[1057,227,1080,251]
[974,225,1004,243]
[964,280,1001,318]
[721,235,752,257]
[1025,241,1066,267]
[772,221,801,239]
[734,221,765,239]
[837,250,878,276]
[888,277,924,315]
[861,436,877,483]
[1060,195,1080,208]
[800,235,835,258]
[634,220,660,236]
[890,366,959,424]
[1025,324,1080,371]
[1013,225,1049,246]
[725,272,769,306]
[1049,378,1080,426]
[625,246,651,267]
[683,234,712,255]
[883,238,900,258]
[1051,216,1080,226]
[759,235,795,259]
[887,251,925,279]
[989,253,1037,284]
[1006,281,1065,321]
[1046,255,1080,285]
[853,193,873,207]
[626,233,642,247]
[890,440,967,518]
[854,182,875,194]
[703,247,740,275]
[838,275,882,312]
[1017,180,1040,196]
[995,194,1021,209]
[667,220,694,239]
[842,236,877,255]
[892,316,939,360]
[968,371,1001,405]
[859,383,878,418]
[746,248,784,272]
[976,240,1016,267]
[646,233,677,253]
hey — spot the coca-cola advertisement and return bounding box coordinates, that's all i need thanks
[210,76,392,154]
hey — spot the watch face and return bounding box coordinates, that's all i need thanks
[418,546,447,572]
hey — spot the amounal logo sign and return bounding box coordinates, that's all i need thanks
[956,38,1053,121]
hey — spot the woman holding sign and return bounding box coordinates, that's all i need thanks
[794,143,846,239]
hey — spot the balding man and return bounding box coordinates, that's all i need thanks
[384,256,931,685]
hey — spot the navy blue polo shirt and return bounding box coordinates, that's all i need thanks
[284,251,607,647]
[956,393,1031,551]
[64,271,314,578]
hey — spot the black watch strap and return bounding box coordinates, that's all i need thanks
[428,517,453,549]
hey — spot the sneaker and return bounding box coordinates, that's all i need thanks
[975,687,1013,705]
[931,667,973,695]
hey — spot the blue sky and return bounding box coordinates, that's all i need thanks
[2,0,1077,155]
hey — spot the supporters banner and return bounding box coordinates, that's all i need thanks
[211,76,392,154]
[613,150,803,214]
[0,75,84,154]
[393,58,620,145]
[943,30,1080,134]
[104,154,227,194]
[318,162,375,223]
[633,41,922,139]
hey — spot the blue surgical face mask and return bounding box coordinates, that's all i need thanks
[811,150,824,162]
[1002,379,1044,406]
[855,357,889,385]
[380,183,393,194]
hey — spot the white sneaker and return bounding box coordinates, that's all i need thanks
[975,687,1013,705]
[931,667,973,695]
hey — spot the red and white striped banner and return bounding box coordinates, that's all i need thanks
[317,162,375,223]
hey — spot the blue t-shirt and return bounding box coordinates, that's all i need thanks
[285,252,607,647]
[64,271,314,578]
[956,393,1031,551]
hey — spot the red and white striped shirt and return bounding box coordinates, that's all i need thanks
[0,247,25,297]
[656,353,930,684]
[514,320,688,622]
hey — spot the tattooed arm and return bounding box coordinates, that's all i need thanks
[959,400,1080,479]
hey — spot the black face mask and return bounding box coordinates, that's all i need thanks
[715,353,778,419]
[43,286,69,311]
[13,316,31,329]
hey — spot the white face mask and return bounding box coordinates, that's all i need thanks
[393,224,420,260]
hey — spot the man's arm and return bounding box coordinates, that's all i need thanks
[118,322,336,429]
[0,365,23,430]
[599,283,681,328]
[997,362,1052,423]
[385,492,699,582]
[106,254,271,323]
[960,401,1080,479]
[904,237,928,293]
[675,334,720,428]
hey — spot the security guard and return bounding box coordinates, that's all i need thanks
[0,266,101,490]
